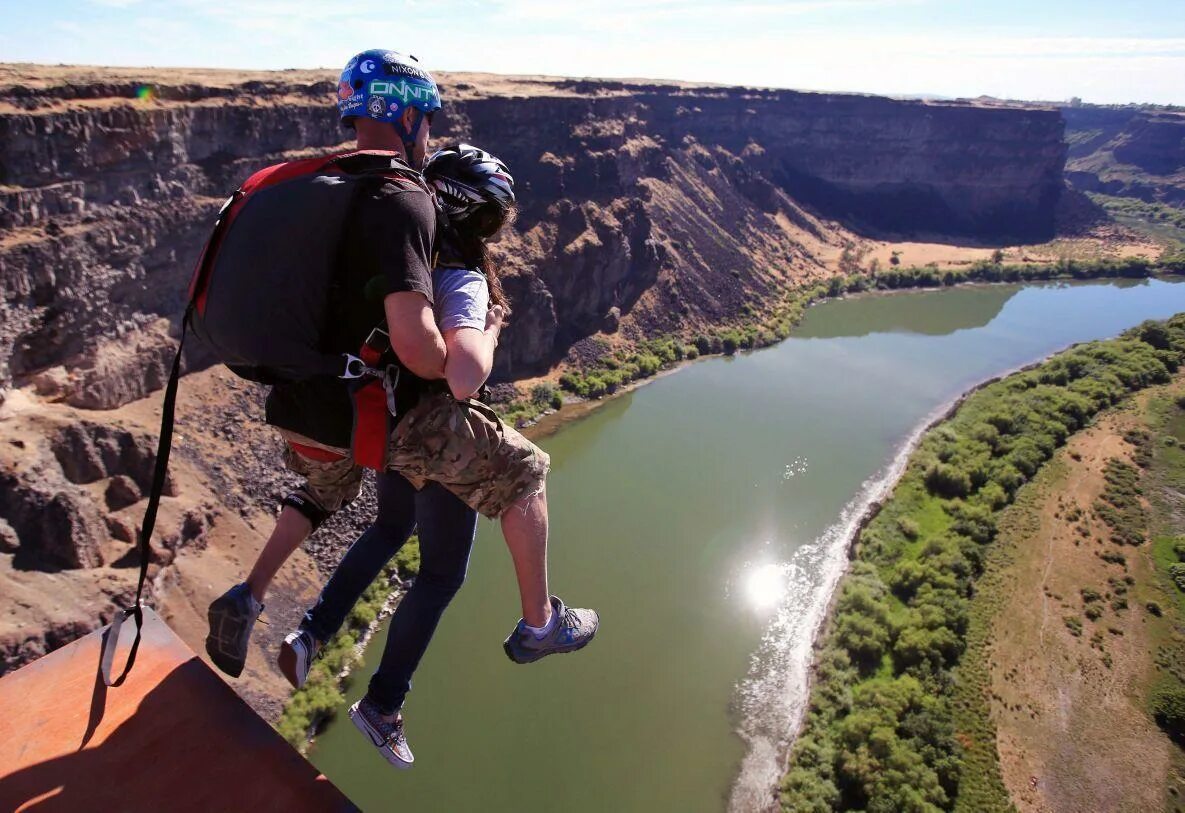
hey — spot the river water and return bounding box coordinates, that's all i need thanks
[310,278,1185,812]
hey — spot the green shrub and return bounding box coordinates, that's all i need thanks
[896,516,920,540]
[636,353,662,377]
[530,382,557,408]
[1101,550,1128,566]
[1173,538,1185,561]
[924,462,971,498]
[394,538,421,578]
[1151,684,1185,741]
[948,501,997,544]
[559,372,586,396]
[1170,563,1185,592]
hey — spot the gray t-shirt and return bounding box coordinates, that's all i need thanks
[433,266,489,333]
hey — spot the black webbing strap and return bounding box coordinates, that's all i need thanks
[100,304,191,687]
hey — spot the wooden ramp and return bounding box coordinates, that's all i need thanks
[0,608,356,812]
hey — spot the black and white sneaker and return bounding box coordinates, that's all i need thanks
[278,628,320,690]
[350,695,414,769]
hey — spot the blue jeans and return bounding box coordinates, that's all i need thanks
[302,470,478,714]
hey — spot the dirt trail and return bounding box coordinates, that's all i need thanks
[989,409,1173,813]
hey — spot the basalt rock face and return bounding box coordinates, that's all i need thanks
[0,66,1067,398]
[0,418,183,571]
[1063,106,1185,205]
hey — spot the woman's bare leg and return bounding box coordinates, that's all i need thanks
[245,506,312,602]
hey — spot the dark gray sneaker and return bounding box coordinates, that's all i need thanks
[349,695,414,769]
[503,595,599,664]
[205,582,263,678]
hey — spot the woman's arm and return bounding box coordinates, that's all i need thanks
[443,305,505,400]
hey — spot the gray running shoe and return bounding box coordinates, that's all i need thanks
[503,595,599,664]
[278,628,320,690]
[350,695,414,769]
[205,582,263,678]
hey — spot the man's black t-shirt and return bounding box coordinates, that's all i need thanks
[264,172,437,449]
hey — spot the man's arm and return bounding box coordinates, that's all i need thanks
[442,305,504,400]
[385,291,447,380]
[359,181,442,378]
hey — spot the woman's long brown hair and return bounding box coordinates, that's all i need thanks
[454,203,515,313]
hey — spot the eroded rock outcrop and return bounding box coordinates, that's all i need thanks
[0,418,182,571]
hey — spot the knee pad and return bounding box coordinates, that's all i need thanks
[282,492,332,531]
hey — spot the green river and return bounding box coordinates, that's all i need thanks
[310,278,1185,812]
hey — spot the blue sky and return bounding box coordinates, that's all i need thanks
[2,0,1183,104]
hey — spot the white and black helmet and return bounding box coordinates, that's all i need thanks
[424,143,515,235]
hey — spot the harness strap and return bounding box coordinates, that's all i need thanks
[101,304,190,687]
[349,327,400,470]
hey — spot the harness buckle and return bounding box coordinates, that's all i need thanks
[341,354,378,380]
[363,327,390,352]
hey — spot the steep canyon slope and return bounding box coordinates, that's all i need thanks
[1063,105,1185,206]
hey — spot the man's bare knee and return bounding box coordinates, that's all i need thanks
[509,482,546,517]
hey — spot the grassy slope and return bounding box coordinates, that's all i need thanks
[1141,388,1185,808]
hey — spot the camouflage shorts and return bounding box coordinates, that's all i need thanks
[388,393,550,519]
[277,429,364,516]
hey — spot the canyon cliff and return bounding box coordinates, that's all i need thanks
[0,64,1072,698]
[1,65,1067,400]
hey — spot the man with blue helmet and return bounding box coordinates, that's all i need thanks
[336,49,441,164]
[204,49,597,770]
[206,46,462,754]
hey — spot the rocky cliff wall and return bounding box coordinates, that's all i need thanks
[0,66,1067,401]
[1063,106,1185,205]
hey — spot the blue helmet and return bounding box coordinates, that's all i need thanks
[337,49,441,126]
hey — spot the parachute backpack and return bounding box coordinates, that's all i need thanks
[101,149,433,687]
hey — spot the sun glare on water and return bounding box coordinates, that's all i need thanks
[744,562,790,610]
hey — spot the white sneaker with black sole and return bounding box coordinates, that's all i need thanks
[350,695,414,769]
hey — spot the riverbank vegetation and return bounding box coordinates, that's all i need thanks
[276,539,421,750]
[499,256,1185,425]
[779,314,1185,812]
